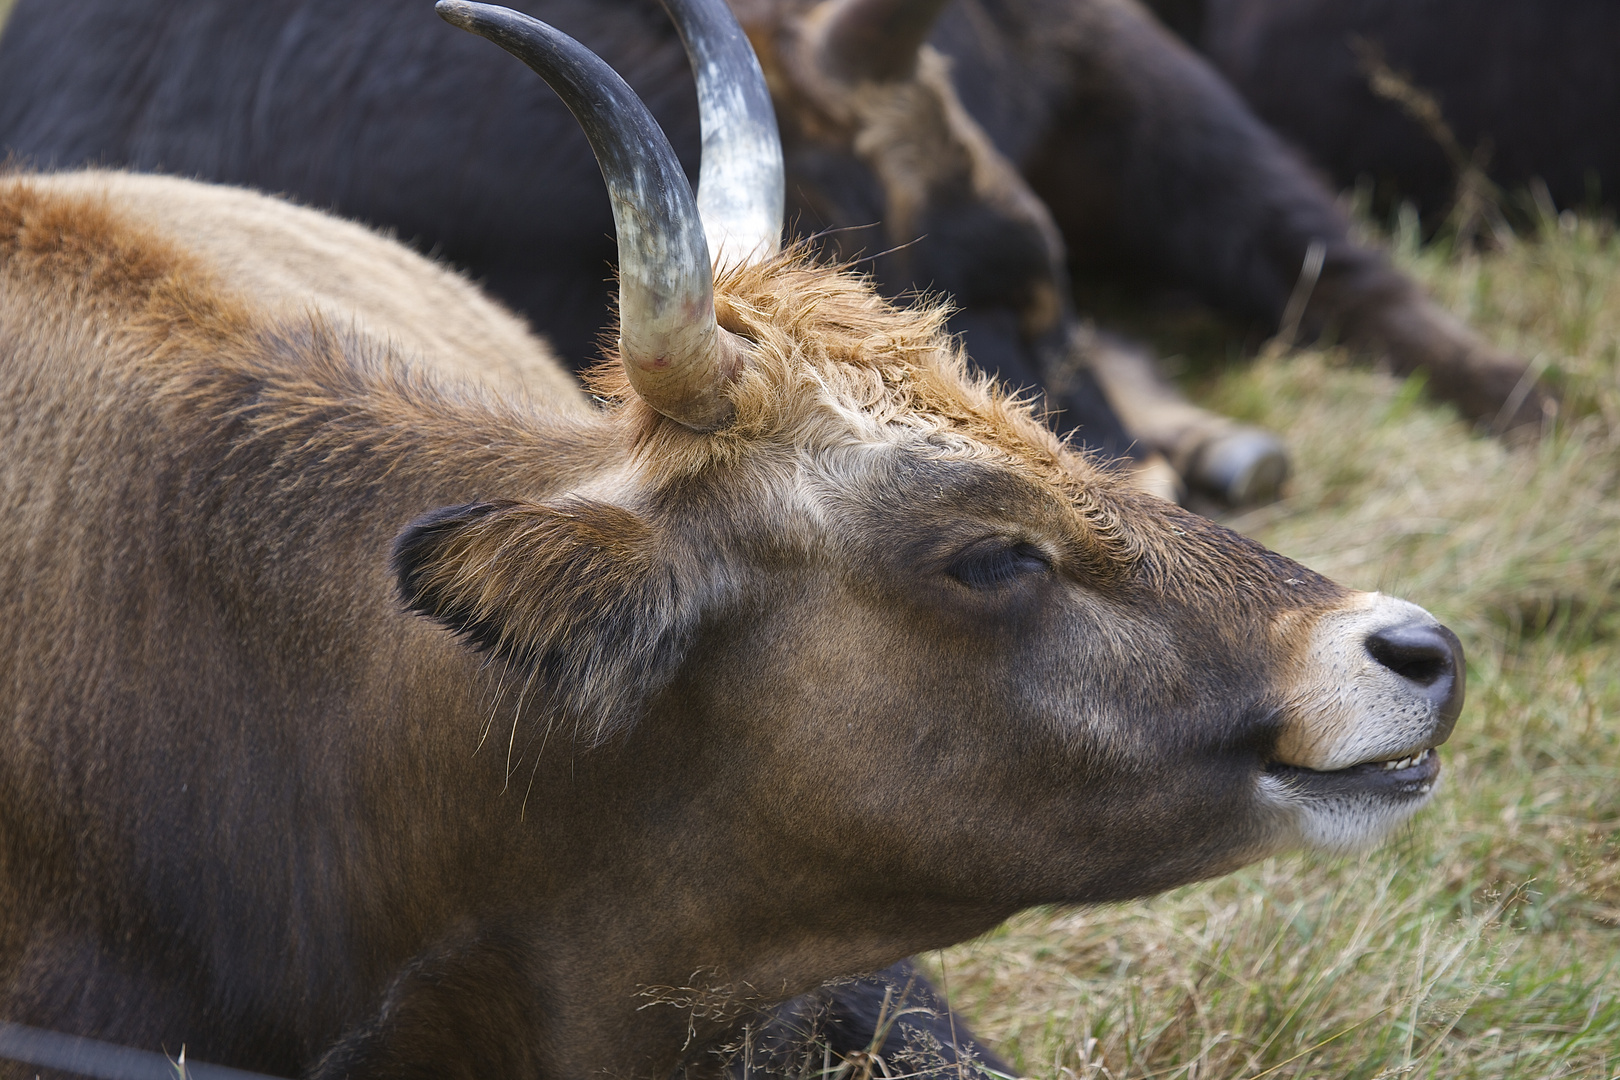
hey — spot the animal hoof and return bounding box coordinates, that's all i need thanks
[1187,427,1289,506]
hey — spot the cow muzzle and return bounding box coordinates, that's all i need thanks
[1260,593,1465,852]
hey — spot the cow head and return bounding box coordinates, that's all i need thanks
[415,0,1460,950]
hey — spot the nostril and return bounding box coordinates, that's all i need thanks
[1365,622,1457,687]
[1364,619,1466,747]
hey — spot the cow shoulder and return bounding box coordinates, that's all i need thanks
[22,170,586,409]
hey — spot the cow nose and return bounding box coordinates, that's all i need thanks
[1365,621,1465,743]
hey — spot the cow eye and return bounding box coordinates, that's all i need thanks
[945,539,1051,589]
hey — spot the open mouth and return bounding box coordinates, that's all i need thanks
[1266,747,1441,799]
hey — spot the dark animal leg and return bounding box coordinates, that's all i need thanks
[944,310,1186,503]
[307,925,543,1080]
[986,0,1551,435]
[948,310,1133,455]
[1075,328,1289,505]
[729,960,1011,1080]
[1310,260,1551,433]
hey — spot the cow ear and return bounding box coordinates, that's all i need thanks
[390,498,691,741]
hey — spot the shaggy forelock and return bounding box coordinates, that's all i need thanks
[580,249,1156,577]
[591,252,1105,473]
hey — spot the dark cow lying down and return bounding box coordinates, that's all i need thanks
[0,0,1550,506]
[1188,0,1620,221]
[912,0,1548,431]
[0,0,1464,1076]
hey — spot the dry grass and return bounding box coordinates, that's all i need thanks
[929,211,1620,1079]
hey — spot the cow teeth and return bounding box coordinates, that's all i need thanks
[1378,748,1431,771]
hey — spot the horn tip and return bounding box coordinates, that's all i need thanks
[434,0,482,30]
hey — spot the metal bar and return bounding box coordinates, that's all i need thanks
[0,1022,285,1080]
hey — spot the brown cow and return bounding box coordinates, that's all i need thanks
[0,0,1462,1076]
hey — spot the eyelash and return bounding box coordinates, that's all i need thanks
[945,540,1052,589]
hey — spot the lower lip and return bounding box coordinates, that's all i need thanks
[1266,750,1441,798]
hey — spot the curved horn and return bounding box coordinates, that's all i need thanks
[437,0,739,430]
[811,0,952,83]
[658,0,784,266]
